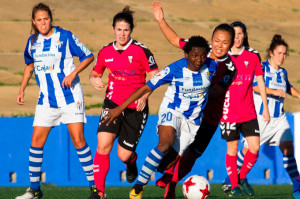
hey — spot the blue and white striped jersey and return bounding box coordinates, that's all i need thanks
[253,60,292,117]
[24,27,93,108]
[147,57,218,125]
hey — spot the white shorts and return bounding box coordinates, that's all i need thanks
[33,102,87,127]
[243,114,293,147]
[157,108,200,155]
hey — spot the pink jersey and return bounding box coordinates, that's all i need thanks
[221,48,263,123]
[93,39,158,109]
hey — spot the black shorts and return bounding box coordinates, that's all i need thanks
[189,121,218,157]
[220,118,260,141]
[97,98,149,151]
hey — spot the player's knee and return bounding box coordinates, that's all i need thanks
[157,142,172,154]
[72,137,86,149]
[118,153,132,163]
[248,145,259,154]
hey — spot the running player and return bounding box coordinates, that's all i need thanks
[151,2,236,198]
[16,3,95,199]
[222,34,300,199]
[87,6,158,199]
[102,35,218,199]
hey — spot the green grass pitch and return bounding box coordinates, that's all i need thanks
[0,184,294,199]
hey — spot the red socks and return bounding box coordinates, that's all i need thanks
[226,154,238,189]
[239,150,259,179]
[93,152,110,193]
[172,153,196,183]
[165,164,175,175]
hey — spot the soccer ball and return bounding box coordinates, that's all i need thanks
[182,175,210,199]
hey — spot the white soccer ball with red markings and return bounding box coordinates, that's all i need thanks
[182,175,210,199]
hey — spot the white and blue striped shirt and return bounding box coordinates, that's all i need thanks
[147,58,218,125]
[253,60,292,117]
[24,27,93,108]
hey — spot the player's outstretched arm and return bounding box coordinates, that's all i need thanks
[136,69,158,112]
[17,63,34,105]
[253,86,286,98]
[256,75,270,124]
[151,1,180,48]
[102,84,153,125]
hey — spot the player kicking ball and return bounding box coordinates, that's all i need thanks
[102,36,218,199]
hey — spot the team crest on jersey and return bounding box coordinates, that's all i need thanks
[128,56,133,63]
[56,40,63,48]
[244,61,249,67]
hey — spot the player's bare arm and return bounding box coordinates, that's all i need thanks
[256,75,270,124]
[89,70,105,91]
[151,1,180,48]
[253,86,286,98]
[290,87,300,103]
[17,63,34,105]
[136,69,158,111]
[62,55,94,88]
[103,84,153,125]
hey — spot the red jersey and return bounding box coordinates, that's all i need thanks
[93,39,158,109]
[221,47,263,123]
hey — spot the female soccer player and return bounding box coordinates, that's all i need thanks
[150,2,236,198]
[102,35,218,199]
[218,21,270,197]
[223,34,300,198]
[16,3,95,199]
[87,6,158,199]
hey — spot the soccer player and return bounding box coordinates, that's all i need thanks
[217,21,270,197]
[87,6,158,199]
[222,34,300,199]
[102,35,218,199]
[16,3,95,199]
[150,2,236,198]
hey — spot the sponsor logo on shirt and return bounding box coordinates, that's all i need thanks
[112,70,136,77]
[148,56,156,66]
[105,58,114,62]
[183,93,202,99]
[36,64,55,72]
[222,91,230,120]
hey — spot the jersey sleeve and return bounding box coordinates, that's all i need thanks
[179,38,187,50]
[24,36,34,65]
[283,69,293,92]
[254,54,264,76]
[93,49,106,75]
[253,61,266,87]
[147,66,174,90]
[139,45,158,72]
[68,31,93,62]
[217,56,237,90]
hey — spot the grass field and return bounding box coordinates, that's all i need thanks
[0,184,295,199]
